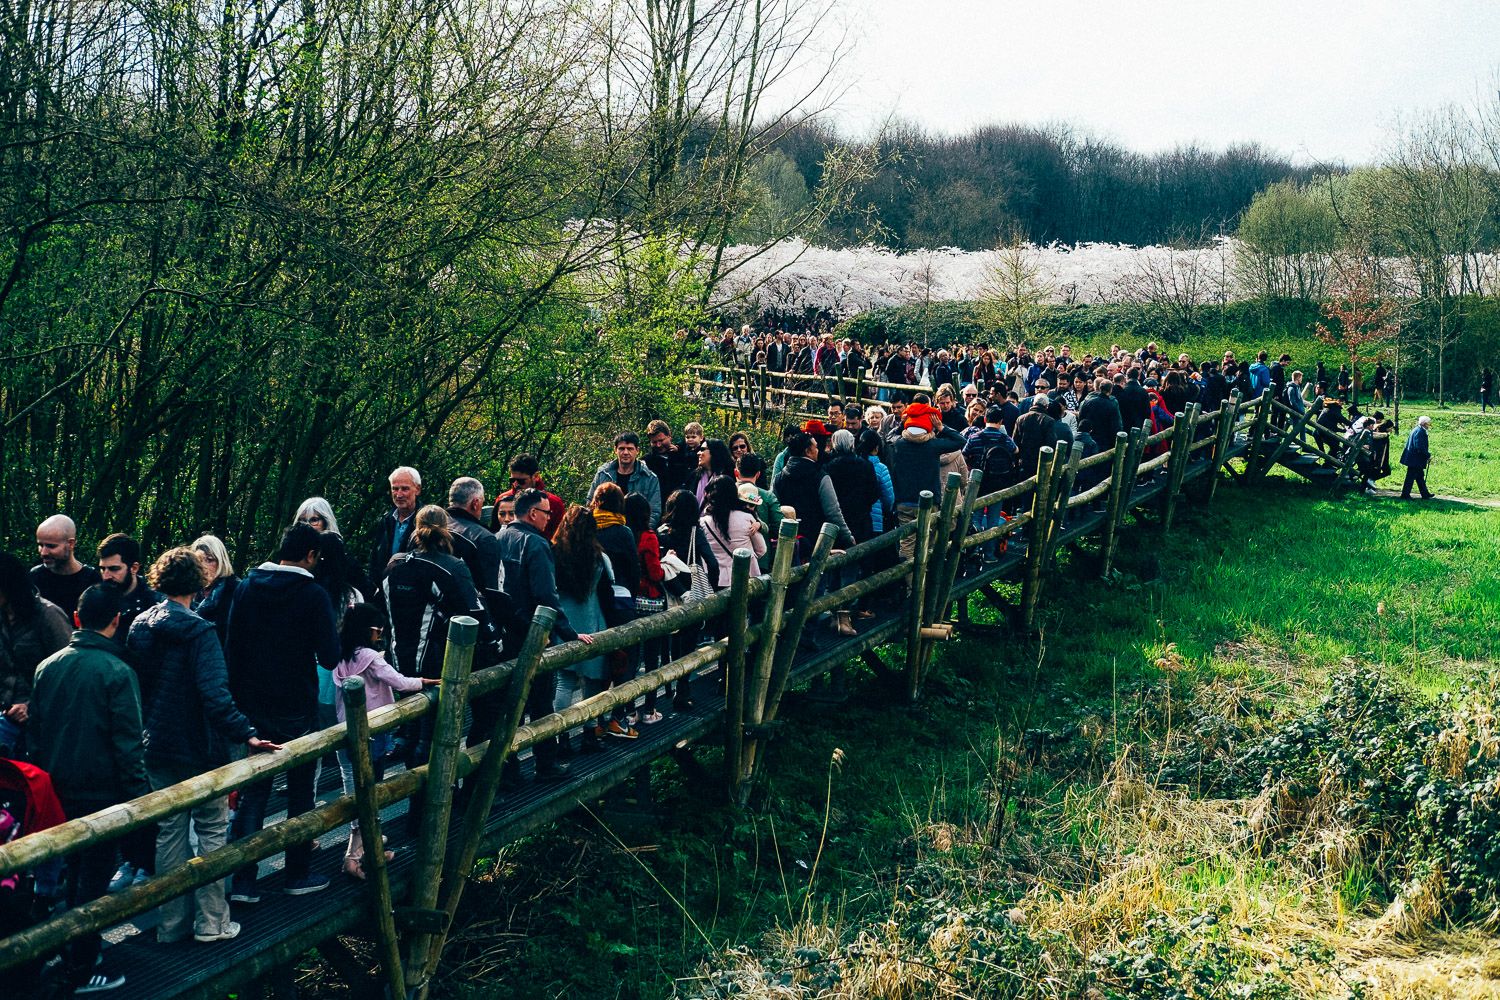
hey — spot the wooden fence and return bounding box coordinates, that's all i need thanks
[0,390,1279,999]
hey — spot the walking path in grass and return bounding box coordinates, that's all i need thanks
[1369,489,1500,508]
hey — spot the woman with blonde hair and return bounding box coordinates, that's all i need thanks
[191,534,238,637]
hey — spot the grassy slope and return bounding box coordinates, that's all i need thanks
[429,413,1498,999]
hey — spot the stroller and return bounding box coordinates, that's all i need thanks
[0,756,67,990]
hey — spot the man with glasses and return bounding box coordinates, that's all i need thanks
[494,454,563,539]
[496,489,593,782]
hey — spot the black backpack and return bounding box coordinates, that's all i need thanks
[979,440,1014,492]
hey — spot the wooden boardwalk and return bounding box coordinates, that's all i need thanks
[0,387,1359,999]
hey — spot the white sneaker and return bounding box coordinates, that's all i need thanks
[194,922,242,943]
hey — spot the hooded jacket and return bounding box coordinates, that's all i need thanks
[331,647,426,722]
[225,563,340,742]
[885,426,966,505]
[128,600,255,769]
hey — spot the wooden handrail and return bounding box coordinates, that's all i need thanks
[0,399,1307,980]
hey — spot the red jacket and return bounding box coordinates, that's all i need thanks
[495,478,565,539]
[636,530,665,599]
[0,757,67,843]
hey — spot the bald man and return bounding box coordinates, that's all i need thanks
[32,515,102,616]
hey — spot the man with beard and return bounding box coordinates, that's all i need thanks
[95,532,163,893]
[31,514,102,616]
[97,534,162,639]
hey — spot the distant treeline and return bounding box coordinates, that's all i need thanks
[762,121,1326,250]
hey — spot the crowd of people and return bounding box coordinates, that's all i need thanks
[0,330,1443,994]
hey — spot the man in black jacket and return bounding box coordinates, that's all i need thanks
[129,547,278,944]
[884,421,965,558]
[367,465,422,595]
[30,585,148,992]
[97,533,162,640]
[1116,367,1151,432]
[1012,397,1058,480]
[226,523,340,900]
[1077,379,1122,444]
[446,476,502,593]
[645,420,693,497]
[496,489,594,780]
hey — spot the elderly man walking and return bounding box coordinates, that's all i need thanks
[1399,416,1435,500]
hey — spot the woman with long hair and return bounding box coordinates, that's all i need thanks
[699,475,766,589]
[626,493,667,725]
[655,490,718,712]
[686,438,735,507]
[0,551,71,757]
[553,505,631,746]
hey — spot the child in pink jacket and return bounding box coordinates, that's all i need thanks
[332,603,436,878]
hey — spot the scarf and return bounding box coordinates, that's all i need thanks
[593,510,626,531]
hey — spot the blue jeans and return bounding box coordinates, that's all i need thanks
[973,505,1007,559]
[232,760,316,889]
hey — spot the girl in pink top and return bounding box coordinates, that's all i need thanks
[332,603,436,878]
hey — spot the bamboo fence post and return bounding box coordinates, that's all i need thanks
[918,470,982,691]
[1245,391,1273,478]
[922,473,963,626]
[341,678,406,1000]
[1205,391,1241,504]
[1116,419,1151,531]
[1100,431,1131,576]
[1162,405,1198,530]
[425,608,556,979]
[1020,448,1058,630]
[904,489,936,700]
[1045,442,1080,572]
[931,469,983,623]
[742,519,799,790]
[748,519,799,721]
[722,549,754,802]
[761,523,839,725]
[405,616,477,997]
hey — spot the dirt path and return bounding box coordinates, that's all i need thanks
[1369,488,1500,509]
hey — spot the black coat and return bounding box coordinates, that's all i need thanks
[1116,381,1151,432]
[367,509,416,596]
[825,453,879,543]
[595,522,641,598]
[496,522,578,650]
[225,564,341,742]
[128,600,255,769]
[385,549,496,678]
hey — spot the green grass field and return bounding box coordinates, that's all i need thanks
[415,411,1499,1000]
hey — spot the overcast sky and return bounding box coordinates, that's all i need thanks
[817,0,1500,164]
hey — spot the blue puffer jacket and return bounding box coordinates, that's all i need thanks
[128,600,255,769]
